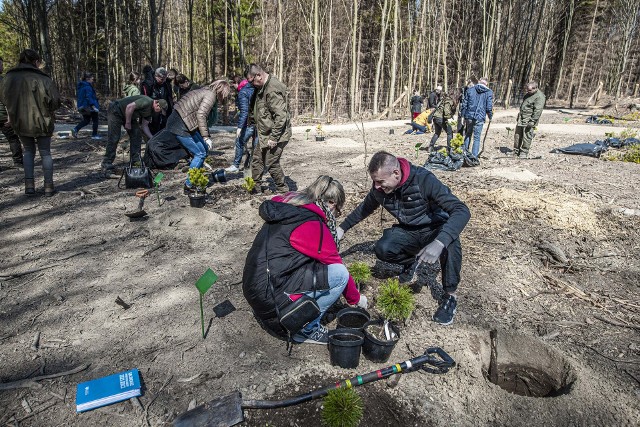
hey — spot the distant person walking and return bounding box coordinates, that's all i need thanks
[461,77,493,157]
[123,72,141,97]
[0,56,23,167]
[226,73,256,173]
[428,88,458,154]
[514,81,546,158]
[0,49,61,196]
[71,72,101,140]
[247,63,291,194]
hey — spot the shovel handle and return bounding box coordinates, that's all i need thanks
[136,189,149,198]
[242,347,455,410]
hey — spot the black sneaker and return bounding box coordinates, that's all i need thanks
[433,295,457,325]
[398,260,419,284]
[292,324,329,345]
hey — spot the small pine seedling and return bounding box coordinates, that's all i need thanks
[348,262,371,286]
[322,388,364,427]
[188,167,209,192]
[242,176,256,193]
[376,278,415,322]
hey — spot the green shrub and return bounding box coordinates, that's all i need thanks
[348,262,371,286]
[187,167,209,191]
[322,388,363,427]
[376,278,415,322]
[623,145,640,163]
[242,177,256,193]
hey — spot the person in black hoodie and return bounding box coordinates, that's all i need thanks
[337,151,470,326]
[141,67,173,134]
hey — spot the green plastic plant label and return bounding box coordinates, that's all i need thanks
[195,268,218,294]
[154,172,164,185]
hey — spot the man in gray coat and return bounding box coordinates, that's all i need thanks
[514,81,546,158]
[247,64,291,194]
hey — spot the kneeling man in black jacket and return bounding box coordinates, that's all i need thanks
[337,151,470,325]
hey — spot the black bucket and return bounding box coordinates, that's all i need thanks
[336,307,370,331]
[328,328,364,369]
[362,319,400,363]
[389,129,395,134]
[210,169,227,184]
[316,136,325,142]
[189,193,206,208]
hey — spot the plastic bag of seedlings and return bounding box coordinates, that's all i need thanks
[552,141,608,157]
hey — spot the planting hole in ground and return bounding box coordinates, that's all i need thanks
[485,331,576,398]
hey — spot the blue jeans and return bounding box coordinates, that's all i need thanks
[302,263,349,332]
[232,125,256,168]
[176,131,208,186]
[463,119,484,157]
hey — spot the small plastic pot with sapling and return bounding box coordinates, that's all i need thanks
[187,167,209,208]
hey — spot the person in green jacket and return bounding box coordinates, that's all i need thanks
[514,81,546,158]
[0,57,23,167]
[0,49,60,196]
[246,63,292,194]
[123,72,141,97]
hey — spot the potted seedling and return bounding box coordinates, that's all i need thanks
[362,278,415,363]
[316,124,326,142]
[305,128,311,140]
[322,387,364,427]
[187,167,209,208]
[347,262,371,291]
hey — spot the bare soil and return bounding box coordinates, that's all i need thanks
[1,109,639,426]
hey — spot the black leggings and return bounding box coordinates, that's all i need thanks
[430,118,453,151]
[75,112,99,136]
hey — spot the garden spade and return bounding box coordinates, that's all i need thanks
[125,189,149,219]
[172,347,455,427]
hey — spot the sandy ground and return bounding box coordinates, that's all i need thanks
[0,108,639,427]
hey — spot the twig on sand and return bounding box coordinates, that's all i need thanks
[593,315,640,331]
[582,345,640,365]
[624,370,640,386]
[0,264,61,281]
[144,375,173,426]
[0,364,90,391]
[143,243,166,257]
[53,251,88,262]
[9,400,56,424]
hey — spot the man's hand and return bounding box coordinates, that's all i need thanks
[417,240,445,264]
[124,122,132,130]
[267,139,278,149]
[336,226,345,241]
[204,138,213,150]
[236,128,242,138]
[356,295,368,309]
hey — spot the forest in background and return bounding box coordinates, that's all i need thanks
[0,0,638,120]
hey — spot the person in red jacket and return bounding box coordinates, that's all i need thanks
[243,175,367,345]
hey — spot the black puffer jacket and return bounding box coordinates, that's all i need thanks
[340,161,470,247]
[243,200,329,321]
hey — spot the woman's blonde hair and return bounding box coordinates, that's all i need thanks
[208,79,231,101]
[284,175,345,211]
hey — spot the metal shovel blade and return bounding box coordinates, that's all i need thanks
[173,392,243,427]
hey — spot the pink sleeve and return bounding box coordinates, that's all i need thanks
[290,221,361,305]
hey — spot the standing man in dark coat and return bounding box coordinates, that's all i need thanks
[337,151,470,325]
[514,81,546,158]
[0,57,23,167]
[141,67,174,134]
[427,85,442,109]
[461,77,493,157]
[247,63,291,194]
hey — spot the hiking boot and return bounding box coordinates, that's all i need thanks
[433,294,457,326]
[292,324,329,345]
[398,259,419,284]
[44,182,55,197]
[25,179,35,196]
[224,165,240,173]
[71,128,78,139]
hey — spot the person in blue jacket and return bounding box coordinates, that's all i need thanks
[461,77,493,157]
[225,73,256,173]
[71,72,101,140]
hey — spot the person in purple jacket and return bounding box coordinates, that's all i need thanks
[461,77,493,157]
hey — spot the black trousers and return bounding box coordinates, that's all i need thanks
[374,224,462,293]
[1,121,22,163]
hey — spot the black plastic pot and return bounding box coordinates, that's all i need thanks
[389,129,395,134]
[362,319,400,363]
[336,307,370,331]
[328,328,364,369]
[316,136,325,142]
[189,193,206,208]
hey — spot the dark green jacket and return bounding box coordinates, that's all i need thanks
[0,64,60,137]
[253,74,291,148]
[517,89,546,127]
[434,94,455,120]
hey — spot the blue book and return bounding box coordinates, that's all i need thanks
[76,369,142,413]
